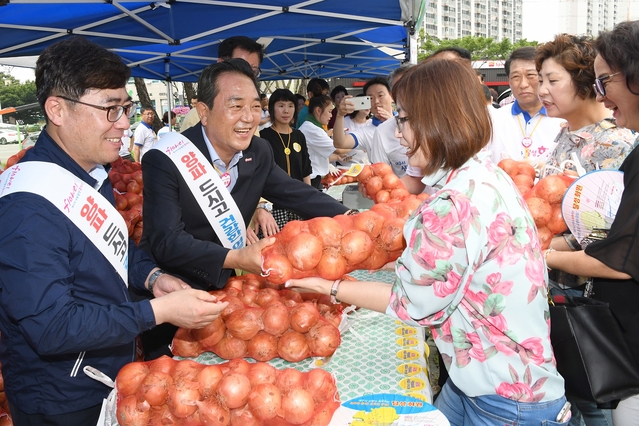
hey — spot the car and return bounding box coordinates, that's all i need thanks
[0,128,20,145]
[22,132,40,149]
[497,88,513,104]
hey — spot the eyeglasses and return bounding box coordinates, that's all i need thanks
[395,115,409,132]
[593,72,621,97]
[58,96,137,122]
[252,67,261,78]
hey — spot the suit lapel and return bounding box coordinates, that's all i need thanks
[233,140,256,210]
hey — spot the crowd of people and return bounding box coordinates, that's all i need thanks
[1,19,639,426]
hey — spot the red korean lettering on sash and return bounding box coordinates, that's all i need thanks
[80,195,108,232]
[181,151,206,180]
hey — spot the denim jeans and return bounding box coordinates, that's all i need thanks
[435,379,570,425]
[567,398,612,426]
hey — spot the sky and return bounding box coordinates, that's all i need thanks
[1,65,35,83]
[521,0,560,43]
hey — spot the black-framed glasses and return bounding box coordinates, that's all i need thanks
[58,96,137,122]
[593,72,621,97]
[253,67,261,78]
[395,115,409,132]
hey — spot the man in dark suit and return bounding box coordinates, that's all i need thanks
[138,58,348,358]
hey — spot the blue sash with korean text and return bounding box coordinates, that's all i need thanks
[151,133,246,249]
[0,162,128,284]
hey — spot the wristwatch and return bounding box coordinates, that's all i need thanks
[147,269,165,294]
[257,202,273,213]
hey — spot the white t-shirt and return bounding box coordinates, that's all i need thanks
[133,122,157,161]
[299,121,336,179]
[488,102,564,168]
[348,120,377,153]
[119,128,133,157]
[343,116,370,132]
[367,118,411,177]
[339,116,371,167]
[157,125,171,139]
[258,109,272,132]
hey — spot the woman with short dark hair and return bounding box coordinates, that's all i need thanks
[256,89,312,234]
[288,58,568,425]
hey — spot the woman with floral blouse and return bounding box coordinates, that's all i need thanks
[286,59,568,425]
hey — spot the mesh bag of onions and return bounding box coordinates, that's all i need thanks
[114,356,340,426]
[356,162,411,204]
[171,283,344,362]
[497,159,572,250]
[261,196,428,284]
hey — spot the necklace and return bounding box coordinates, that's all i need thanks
[276,127,292,176]
[212,163,231,188]
[517,115,543,158]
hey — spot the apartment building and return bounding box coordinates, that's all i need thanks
[558,0,639,36]
[422,0,524,41]
[523,0,639,42]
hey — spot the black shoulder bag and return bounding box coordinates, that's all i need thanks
[550,285,639,404]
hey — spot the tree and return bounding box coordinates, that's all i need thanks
[0,72,42,125]
[183,82,197,105]
[417,31,539,62]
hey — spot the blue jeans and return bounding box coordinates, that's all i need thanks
[435,379,570,425]
[568,399,612,426]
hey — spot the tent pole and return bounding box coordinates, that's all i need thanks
[165,58,173,131]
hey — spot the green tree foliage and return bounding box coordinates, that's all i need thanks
[0,72,42,125]
[417,31,539,62]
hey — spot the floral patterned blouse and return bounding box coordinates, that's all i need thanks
[544,118,636,176]
[545,118,636,287]
[387,149,565,402]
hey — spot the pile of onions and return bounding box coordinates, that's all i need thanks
[497,159,573,250]
[522,174,573,250]
[172,295,341,362]
[108,157,145,245]
[115,356,340,426]
[497,159,537,195]
[356,163,411,204]
[320,169,358,187]
[262,193,428,284]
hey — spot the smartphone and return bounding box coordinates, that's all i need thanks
[555,401,571,422]
[352,96,371,111]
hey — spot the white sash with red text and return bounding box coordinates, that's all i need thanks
[151,132,246,249]
[0,162,128,284]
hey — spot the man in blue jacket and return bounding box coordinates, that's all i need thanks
[0,37,228,425]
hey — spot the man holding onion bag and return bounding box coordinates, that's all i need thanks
[0,37,229,425]
[138,58,350,359]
